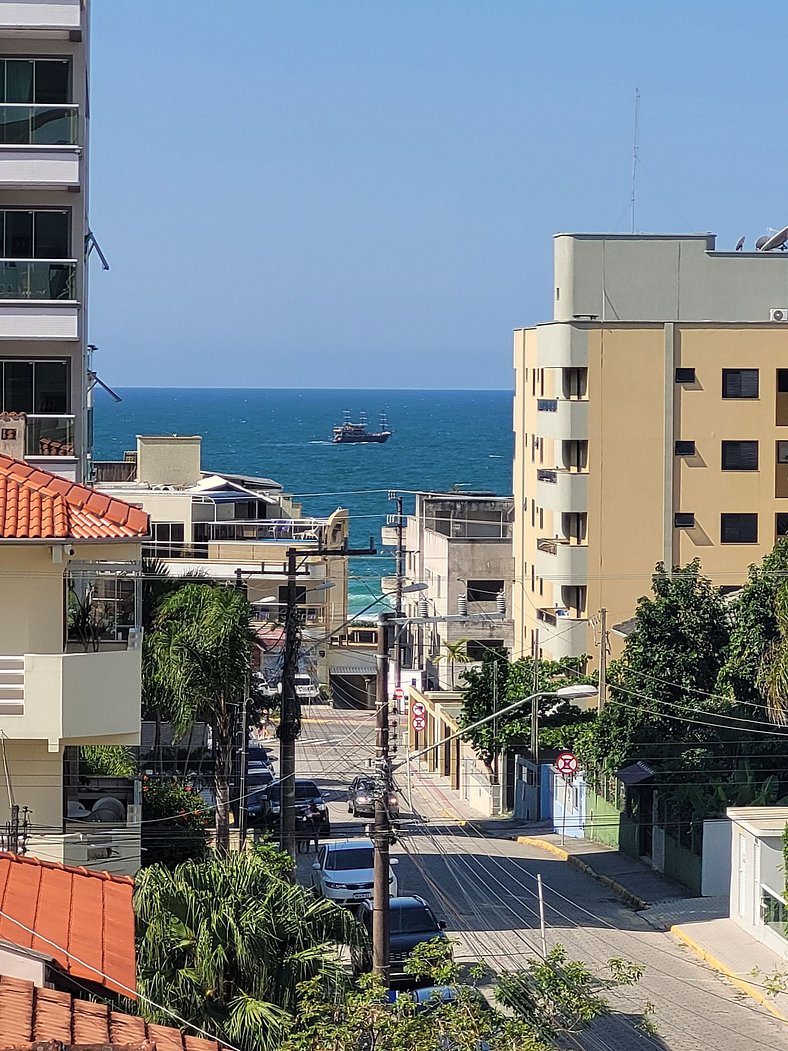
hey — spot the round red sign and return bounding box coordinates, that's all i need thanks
[411,701,426,717]
[394,687,405,700]
[412,716,426,732]
[555,751,579,776]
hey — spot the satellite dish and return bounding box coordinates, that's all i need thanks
[758,226,788,252]
[735,235,745,252]
[756,234,771,251]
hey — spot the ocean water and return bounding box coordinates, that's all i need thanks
[93,388,513,613]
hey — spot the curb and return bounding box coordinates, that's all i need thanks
[514,836,649,911]
[669,924,788,1023]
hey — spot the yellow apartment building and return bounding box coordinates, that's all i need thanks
[514,232,788,665]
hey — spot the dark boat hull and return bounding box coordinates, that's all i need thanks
[332,432,391,444]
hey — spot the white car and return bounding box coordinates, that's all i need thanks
[295,674,320,701]
[311,839,398,906]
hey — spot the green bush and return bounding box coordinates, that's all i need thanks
[141,777,211,868]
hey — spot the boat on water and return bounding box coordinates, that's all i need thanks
[332,411,392,444]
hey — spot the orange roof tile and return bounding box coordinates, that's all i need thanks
[0,456,148,541]
[0,975,219,1051]
[0,853,135,998]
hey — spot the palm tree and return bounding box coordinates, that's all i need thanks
[434,638,472,689]
[135,850,363,1051]
[149,583,255,852]
[758,586,788,724]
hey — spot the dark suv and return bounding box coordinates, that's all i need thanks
[353,895,449,980]
[261,778,331,836]
[348,775,400,821]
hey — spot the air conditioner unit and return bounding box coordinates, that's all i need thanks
[770,307,788,322]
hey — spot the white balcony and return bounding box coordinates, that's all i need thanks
[535,468,588,513]
[536,608,590,659]
[0,105,80,187]
[536,323,589,369]
[535,398,589,441]
[0,648,141,750]
[535,537,588,583]
[0,302,77,339]
[0,0,82,35]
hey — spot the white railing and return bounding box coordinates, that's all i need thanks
[0,656,23,714]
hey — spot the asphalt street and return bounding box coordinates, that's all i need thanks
[290,704,788,1051]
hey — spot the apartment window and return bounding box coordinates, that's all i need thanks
[721,513,758,544]
[777,514,788,540]
[466,639,504,662]
[674,513,695,528]
[0,359,68,413]
[675,440,695,456]
[675,367,696,383]
[279,584,307,606]
[0,59,69,104]
[779,369,788,394]
[721,440,759,471]
[0,209,69,258]
[466,580,504,603]
[722,368,759,399]
[778,441,788,464]
[145,522,185,559]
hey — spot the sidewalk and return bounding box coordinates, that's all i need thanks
[515,830,788,1022]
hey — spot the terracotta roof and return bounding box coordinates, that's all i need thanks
[0,854,135,998]
[0,975,219,1051]
[0,456,148,541]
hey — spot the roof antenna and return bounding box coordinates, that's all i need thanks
[630,88,640,234]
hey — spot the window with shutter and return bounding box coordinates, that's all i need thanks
[721,514,758,544]
[721,441,758,471]
[722,369,759,399]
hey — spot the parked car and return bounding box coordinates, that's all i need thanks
[260,778,331,836]
[243,768,275,826]
[348,775,400,820]
[295,674,321,702]
[311,838,398,906]
[352,895,450,979]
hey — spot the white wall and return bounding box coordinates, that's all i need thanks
[701,819,731,897]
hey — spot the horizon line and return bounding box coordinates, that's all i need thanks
[109,385,515,392]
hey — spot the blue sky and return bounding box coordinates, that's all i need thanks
[89,1,785,389]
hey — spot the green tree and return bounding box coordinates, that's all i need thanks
[460,649,591,770]
[148,583,255,852]
[141,777,211,868]
[79,745,136,778]
[581,560,731,771]
[434,638,472,689]
[135,849,362,1051]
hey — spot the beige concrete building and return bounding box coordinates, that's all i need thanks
[95,435,349,685]
[0,0,93,482]
[391,491,514,689]
[514,232,788,665]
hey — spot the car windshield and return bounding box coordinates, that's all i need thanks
[247,774,271,787]
[391,906,438,935]
[353,781,375,794]
[267,782,320,803]
[326,848,374,871]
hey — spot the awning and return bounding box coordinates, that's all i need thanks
[617,761,655,786]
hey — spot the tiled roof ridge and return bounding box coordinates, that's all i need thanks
[0,852,134,888]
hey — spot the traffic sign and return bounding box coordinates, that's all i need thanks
[412,715,426,732]
[555,751,579,776]
[393,687,405,700]
[411,700,426,717]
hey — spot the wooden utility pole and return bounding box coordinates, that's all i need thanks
[372,611,393,981]
[278,548,300,862]
[598,608,608,712]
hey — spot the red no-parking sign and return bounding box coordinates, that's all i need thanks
[412,715,426,732]
[555,751,579,777]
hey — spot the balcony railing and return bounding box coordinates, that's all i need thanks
[0,103,78,145]
[0,259,76,300]
[192,518,325,545]
[536,469,557,483]
[25,414,75,457]
[537,399,558,412]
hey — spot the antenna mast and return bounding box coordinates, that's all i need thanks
[630,88,640,234]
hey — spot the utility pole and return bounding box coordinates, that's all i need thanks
[234,569,249,851]
[373,611,393,981]
[598,608,608,713]
[530,629,540,820]
[278,548,300,863]
[390,492,405,711]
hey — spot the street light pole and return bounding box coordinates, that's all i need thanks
[278,547,300,863]
[373,610,393,981]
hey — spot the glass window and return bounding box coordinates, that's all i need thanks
[721,440,758,471]
[3,60,33,103]
[721,513,758,544]
[390,906,438,935]
[722,368,759,399]
[33,211,68,258]
[4,211,32,257]
[466,580,504,602]
[326,848,374,871]
[674,513,695,528]
[675,441,695,456]
[2,361,33,412]
[777,514,788,539]
[33,60,69,105]
[0,59,69,104]
[34,360,68,413]
[466,639,504,661]
[779,369,788,395]
[675,368,695,383]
